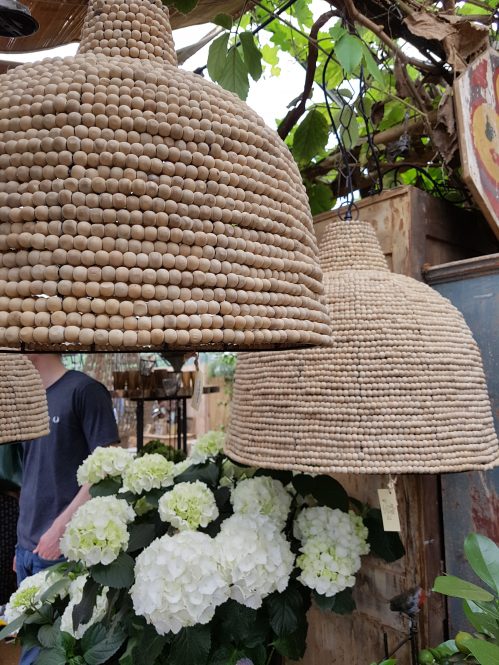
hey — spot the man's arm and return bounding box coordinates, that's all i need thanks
[33,483,91,560]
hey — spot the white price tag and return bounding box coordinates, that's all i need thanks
[378,482,401,532]
[191,371,204,411]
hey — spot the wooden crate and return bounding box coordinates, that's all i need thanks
[314,186,497,280]
[296,188,498,665]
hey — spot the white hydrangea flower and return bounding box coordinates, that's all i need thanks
[121,454,175,494]
[231,476,292,529]
[158,481,219,531]
[293,506,369,597]
[189,430,225,464]
[130,531,229,635]
[217,514,294,609]
[5,569,68,623]
[60,496,135,567]
[60,574,108,639]
[296,536,360,597]
[349,511,370,556]
[294,506,368,554]
[77,446,132,486]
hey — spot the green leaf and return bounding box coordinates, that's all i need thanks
[335,34,363,74]
[364,509,405,562]
[127,522,156,553]
[34,647,67,665]
[261,44,279,66]
[292,474,349,512]
[169,624,211,665]
[0,613,26,640]
[266,582,306,637]
[272,619,308,660]
[169,0,198,14]
[464,533,499,595]
[207,33,230,82]
[240,32,263,82]
[292,0,313,26]
[306,181,335,216]
[467,638,499,665]
[38,619,61,649]
[293,110,330,164]
[430,640,459,658]
[313,588,356,614]
[175,461,220,489]
[89,478,121,498]
[72,576,100,632]
[24,604,53,625]
[213,13,232,30]
[218,47,250,101]
[362,43,385,86]
[214,600,268,649]
[340,106,359,151]
[82,623,127,665]
[90,552,135,589]
[39,577,70,603]
[463,600,499,639]
[433,575,494,602]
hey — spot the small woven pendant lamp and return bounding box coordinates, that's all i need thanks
[225,219,499,474]
[0,0,331,352]
[0,354,49,444]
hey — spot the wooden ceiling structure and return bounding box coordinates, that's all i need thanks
[0,0,250,53]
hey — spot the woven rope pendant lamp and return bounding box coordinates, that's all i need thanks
[0,0,331,352]
[225,219,499,474]
[0,354,49,444]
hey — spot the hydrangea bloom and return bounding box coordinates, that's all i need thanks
[121,454,175,494]
[76,446,132,486]
[349,511,371,556]
[231,476,292,529]
[5,569,68,623]
[189,430,225,464]
[296,536,360,597]
[293,506,369,597]
[294,506,369,555]
[60,575,108,638]
[158,481,219,531]
[131,531,229,635]
[60,496,135,566]
[217,514,294,609]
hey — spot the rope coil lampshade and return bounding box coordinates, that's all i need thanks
[225,219,499,474]
[0,353,49,444]
[0,0,331,352]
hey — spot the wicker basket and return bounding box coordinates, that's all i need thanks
[0,0,331,352]
[225,219,499,473]
[0,354,49,444]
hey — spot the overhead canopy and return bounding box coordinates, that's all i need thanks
[0,0,251,53]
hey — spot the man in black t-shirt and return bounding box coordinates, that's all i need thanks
[15,354,119,665]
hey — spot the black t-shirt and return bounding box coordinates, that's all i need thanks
[18,370,119,551]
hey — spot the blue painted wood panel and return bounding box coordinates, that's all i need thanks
[431,270,498,634]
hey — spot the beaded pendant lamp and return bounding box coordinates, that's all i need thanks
[0,0,331,352]
[0,354,49,444]
[225,219,499,474]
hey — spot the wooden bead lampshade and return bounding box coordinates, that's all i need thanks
[0,0,331,352]
[0,354,49,444]
[225,219,499,474]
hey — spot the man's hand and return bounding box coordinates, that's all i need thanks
[12,554,16,573]
[33,518,65,560]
